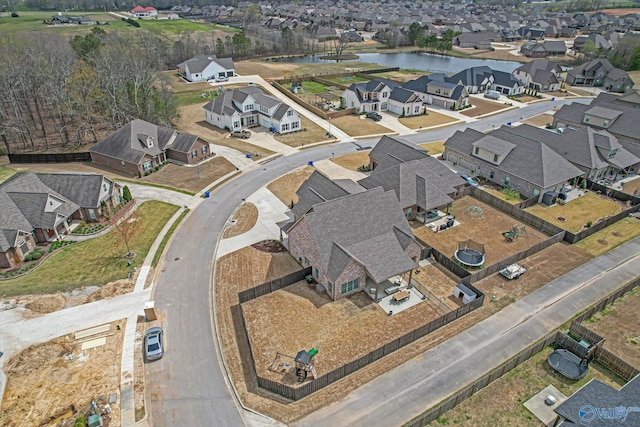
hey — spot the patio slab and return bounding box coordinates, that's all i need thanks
[524,384,568,426]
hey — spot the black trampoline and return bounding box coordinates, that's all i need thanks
[548,349,589,380]
[454,239,486,268]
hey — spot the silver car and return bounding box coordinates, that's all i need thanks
[144,327,164,361]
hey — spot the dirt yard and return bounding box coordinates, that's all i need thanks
[0,320,125,427]
[526,192,622,233]
[432,344,625,427]
[274,116,335,147]
[462,98,512,117]
[413,263,462,311]
[586,287,640,369]
[266,165,315,205]
[330,150,371,171]
[141,157,236,192]
[370,70,423,83]
[176,103,275,159]
[399,110,460,129]
[223,203,258,238]
[472,242,593,302]
[242,280,441,381]
[522,113,555,127]
[412,197,549,267]
[331,115,394,137]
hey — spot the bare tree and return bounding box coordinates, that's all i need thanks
[109,208,143,259]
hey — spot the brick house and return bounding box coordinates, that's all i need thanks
[90,119,210,177]
[0,172,122,268]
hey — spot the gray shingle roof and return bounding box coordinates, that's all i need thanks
[369,135,429,171]
[389,87,418,103]
[473,135,517,156]
[297,187,418,283]
[585,106,623,121]
[450,66,493,87]
[177,54,234,73]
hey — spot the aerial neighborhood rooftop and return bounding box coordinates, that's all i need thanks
[2,2,640,427]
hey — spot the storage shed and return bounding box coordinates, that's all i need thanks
[453,283,477,304]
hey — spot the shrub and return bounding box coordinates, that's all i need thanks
[122,185,132,202]
[31,252,43,260]
[75,416,86,427]
[501,187,521,201]
[24,253,33,262]
[586,221,592,227]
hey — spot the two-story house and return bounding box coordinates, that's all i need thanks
[566,58,634,92]
[512,59,563,92]
[203,87,301,134]
[341,79,395,113]
[402,74,469,110]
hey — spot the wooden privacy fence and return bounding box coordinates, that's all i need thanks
[238,267,311,303]
[271,80,356,120]
[587,179,640,205]
[405,276,640,427]
[564,204,640,244]
[9,152,91,164]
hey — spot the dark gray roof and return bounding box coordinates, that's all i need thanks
[554,376,640,426]
[472,135,516,156]
[369,135,429,172]
[36,173,111,208]
[295,187,418,283]
[445,125,584,188]
[203,87,291,121]
[493,70,523,88]
[170,133,200,154]
[290,171,351,221]
[585,106,623,121]
[358,157,465,211]
[389,87,418,103]
[177,54,234,73]
[272,104,290,121]
[449,66,493,87]
[514,59,561,78]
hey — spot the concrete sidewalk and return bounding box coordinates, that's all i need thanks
[216,187,290,258]
[294,236,640,427]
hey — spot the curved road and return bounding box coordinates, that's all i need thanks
[147,99,589,426]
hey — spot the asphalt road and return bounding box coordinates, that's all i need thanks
[147,98,591,426]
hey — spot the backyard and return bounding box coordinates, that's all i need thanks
[461,97,515,117]
[323,75,368,85]
[141,157,236,192]
[266,165,315,205]
[399,110,460,130]
[428,344,626,426]
[525,192,622,233]
[621,176,640,196]
[329,150,371,171]
[331,115,394,137]
[0,201,179,296]
[576,216,640,256]
[411,197,549,267]
[274,116,335,147]
[242,280,441,381]
[522,113,555,127]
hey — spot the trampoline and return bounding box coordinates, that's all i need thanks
[547,349,589,380]
[454,239,486,268]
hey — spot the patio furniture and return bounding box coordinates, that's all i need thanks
[385,285,402,295]
[393,290,410,304]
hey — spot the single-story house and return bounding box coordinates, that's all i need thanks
[286,186,422,301]
[521,40,567,57]
[449,66,495,94]
[203,87,301,134]
[131,6,157,18]
[89,119,210,176]
[402,74,469,110]
[513,59,563,92]
[454,32,492,49]
[368,135,430,171]
[177,54,235,82]
[566,58,634,92]
[0,172,121,268]
[492,70,525,95]
[443,125,584,202]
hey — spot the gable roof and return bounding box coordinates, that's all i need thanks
[514,58,561,78]
[295,187,418,283]
[369,135,430,171]
[177,54,234,74]
[203,87,291,121]
[389,87,419,103]
[450,66,493,87]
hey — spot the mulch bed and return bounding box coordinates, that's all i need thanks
[251,240,288,253]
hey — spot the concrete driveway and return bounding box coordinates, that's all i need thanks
[378,112,415,134]
[126,183,200,209]
[243,127,298,156]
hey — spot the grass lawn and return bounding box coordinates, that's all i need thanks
[267,165,315,205]
[0,165,17,183]
[331,115,393,137]
[399,110,459,129]
[132,19,239,35]
[621,176,640,196]
[431,346,626,426]
[301,80,329,94]
[140,157,237,193]
[418,141,445,155]
[174,90,218,106]
[370,69,424,83]
[152,208,188,267]
[525,192,622,232]
[274,116,335,147]
[576,217,640,256]
[462,97,513,117]
[0,201,179,296]
[629,70,640,89]
[324,75,368,85]
[330,150,371,171]
[522,113,554,127]
[0,11,117,34]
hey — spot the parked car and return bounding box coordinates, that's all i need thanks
[144,327,164,361]
[459,173,479,187]
[230,129,251,139]
[216,76,229,82]
[366,111,382,121]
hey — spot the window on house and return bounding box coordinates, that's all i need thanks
[328,282,333,293]
[608,149,617,158]
[415,106,420,113]
[474,147,479,155]
[490,170,494,179]
[304,257,309,266]
[282,123,289,131]
[291,121,299,130]
[315,267,319,279]
[341,278,360,294]
[201,145,207,154]
[233,121,240,128]
[493,154,499,162]
[143,161,153,171]
[192,150,197,158]
[244,104,254,111]
[260,105,268,113]
[383,92,388,98]
[287,109,294,116]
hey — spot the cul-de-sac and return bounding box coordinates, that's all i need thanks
[1,1,640,426]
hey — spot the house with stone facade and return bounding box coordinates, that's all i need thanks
[443,125,584,202]
[0,172,121,268]
[402,74,469,110]
[513,59,563,92]
[90,119,210,177]
[286,186,422,300]
[566,58,634,92]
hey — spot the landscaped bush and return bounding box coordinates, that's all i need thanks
[501,187,521,201]
[24,253,33,261]
[50,240,76,251]
[31,251,42,260]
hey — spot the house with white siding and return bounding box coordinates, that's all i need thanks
[177,54,235,82]
[203,87,301,134]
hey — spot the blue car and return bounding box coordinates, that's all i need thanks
[459,173,479,187]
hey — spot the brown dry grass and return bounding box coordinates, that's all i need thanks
[243,281,441,381]
[175,103,276,159]
[513,95,540,103]
[522,113,555,127]
[526,192,622,233]
[586,287,640,368]
[399,110,460,129]
[266,165,315,205]
[413,264,462,311]
[223,203,259,238]
[331,115,393,137]
[235,60,301,79]
[274,116,335,147]
[418,141,446,155]
[330,150,371,171]
[480,186,521,205]
[462,97,511,117]
[621,176,640,196]
[141,157,236,192]
[0,320,125,427]
[600,7,640,15]
[370,70,423,83]
[412,197,549,266]
[576,217,640,256]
